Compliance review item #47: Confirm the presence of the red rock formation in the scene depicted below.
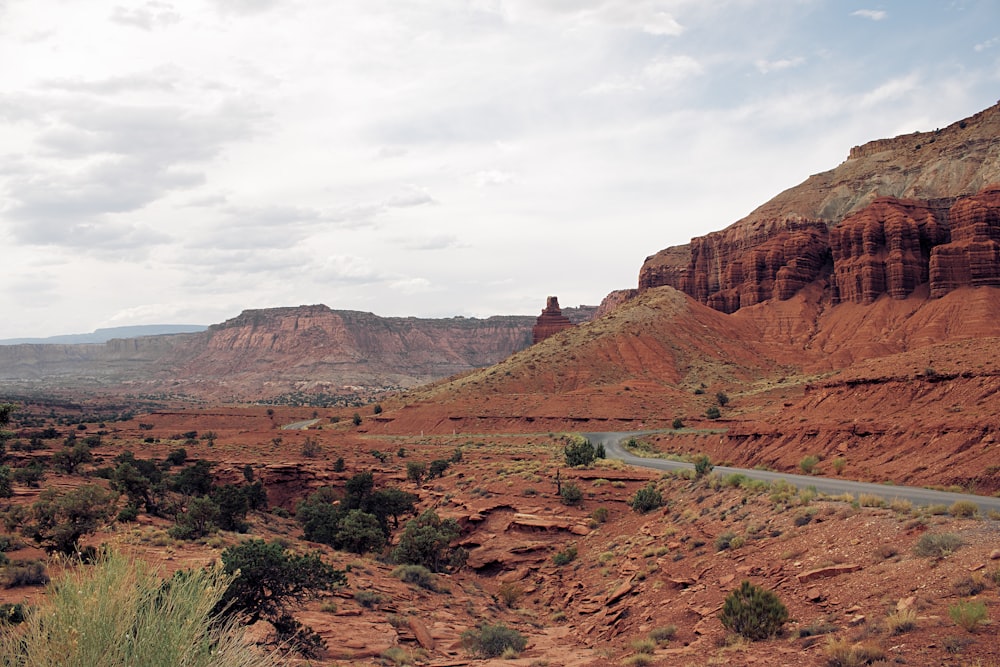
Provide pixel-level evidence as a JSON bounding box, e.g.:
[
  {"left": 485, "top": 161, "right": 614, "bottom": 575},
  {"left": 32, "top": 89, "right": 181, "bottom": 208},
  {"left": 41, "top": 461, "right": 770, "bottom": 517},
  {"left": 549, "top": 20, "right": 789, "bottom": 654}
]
[
  {"left": 930, "top": 184, "right": 1000, "bottom": 296},
  {"left": 532, "top": 296, "right": 574, "bottom": 344},
  {"left": 640, "top": 103, "right": 1000, "bottom": 312},
  {"left": 830, "top": 197, "right": 949, "bottom": 303}
]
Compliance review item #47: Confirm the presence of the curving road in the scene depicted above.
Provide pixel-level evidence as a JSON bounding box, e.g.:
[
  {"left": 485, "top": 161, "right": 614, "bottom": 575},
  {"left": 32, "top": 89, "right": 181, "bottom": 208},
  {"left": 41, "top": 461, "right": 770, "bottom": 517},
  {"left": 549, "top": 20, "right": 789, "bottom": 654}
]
[{"left": 586, "top": 431, "right": 1000, "bottom": 515}]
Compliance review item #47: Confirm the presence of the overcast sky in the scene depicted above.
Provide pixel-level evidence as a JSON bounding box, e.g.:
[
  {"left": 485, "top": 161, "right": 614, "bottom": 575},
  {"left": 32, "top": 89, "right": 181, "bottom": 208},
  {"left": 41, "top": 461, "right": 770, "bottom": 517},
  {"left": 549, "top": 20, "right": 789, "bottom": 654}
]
[{"left": 2, "top": 0, "right": 998, "bottom": 338}]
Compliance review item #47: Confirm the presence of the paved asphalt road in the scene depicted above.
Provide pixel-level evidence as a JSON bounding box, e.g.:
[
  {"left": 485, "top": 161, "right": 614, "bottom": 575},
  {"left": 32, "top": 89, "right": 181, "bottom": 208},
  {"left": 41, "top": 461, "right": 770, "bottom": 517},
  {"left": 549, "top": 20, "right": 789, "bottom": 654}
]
[{"left": 587, "top": 431, "right": 1000, "bottom": 515}]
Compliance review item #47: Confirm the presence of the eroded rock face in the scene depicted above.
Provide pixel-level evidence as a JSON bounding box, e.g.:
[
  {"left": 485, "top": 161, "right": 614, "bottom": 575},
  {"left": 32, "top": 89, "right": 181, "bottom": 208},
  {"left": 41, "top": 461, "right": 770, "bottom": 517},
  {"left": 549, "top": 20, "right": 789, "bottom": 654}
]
[
  {"left": 930, "top": 184, "right": 1000, "bottom": 297},
  {"left": 638, "top": 103, "right": 1000, "bottom": 312},
  {"left": 532, "top": 296, "right": 574, "bottom": 343},
  {"left": 831, "top": 197, "right": 950, "bottom": 303}
]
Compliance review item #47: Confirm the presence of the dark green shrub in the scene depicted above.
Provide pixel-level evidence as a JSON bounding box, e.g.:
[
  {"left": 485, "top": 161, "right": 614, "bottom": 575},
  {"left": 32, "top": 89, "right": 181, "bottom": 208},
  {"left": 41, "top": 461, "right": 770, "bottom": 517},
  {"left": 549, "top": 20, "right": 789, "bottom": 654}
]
[
  {"left": 0, "top": 602, "right": 27, "bottom": 625},
  {"left": 715, "top": 531, "right": 736, "bottom": 551},
  {"left": 563, "top": 438, "right": 596, "bottom": 467},
  {"left": 629, "top": 483, "right": 663, "bottom": 513},
  {"left": 169, "top": 496, "right": 220, "bottom": 540},
  {"left": 391, "top": 510, "right": 461, "bottom": 572},
  {"left": 428, "top": 459, "right": 450, "bottom": 478},
  {"left": 334, "top": 510, "right": 385, "bottom": 554},
  {"left": 117, "top": 504, "right": 139, "bottom": 523},
  {"left": 460, "top": 623, "right": 527, "bottom": 658},
  {"left": 560, "top": 482, "right": 583, "bottom": 506},
  {"left": 332, "top": 457, "right": 345, "bottom": 472},
  {"left": 12, "top": 463, "right": 45, "bottom": 488},
  {"left": 165, "top": 448, "right": 187, "bottom": 466},
  {"left": 351, "top": 413, "right": 362, "bottom": 426},
  {"left": 719, "top": 581, "right": 788, "bottom": 640},
  {"left": 705, "top": 406, "right": 721, "bottom": 420},
  {"left": 694, "top": 454, "right": 713, "bottom": 477},
  {"left": 3, "top": 560, "right": 49, "bottom": 588},
  {"left": 672, "top": 417, "right": 684, "bottom": 429},
  {"left": 354, "top": 590, "right": 386, "bottom": 609},
  {"left": 595, "top": 442, "right": 606, "bottom": 458},
  {"left": 0, "top": 467, "right": 10, "bottom": 499},
  {"left": 24, "top": 485, "right": 117, "bottom": 554}
]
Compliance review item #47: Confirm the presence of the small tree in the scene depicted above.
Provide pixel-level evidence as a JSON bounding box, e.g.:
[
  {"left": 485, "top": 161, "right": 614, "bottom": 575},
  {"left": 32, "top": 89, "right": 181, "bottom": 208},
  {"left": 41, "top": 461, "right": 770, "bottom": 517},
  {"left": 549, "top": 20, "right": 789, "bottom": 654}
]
[
  {"left": 351, "top": 413, "right": 362, "bottom": 426},
  {"left": 25, "top": 484, "right": 117, "bottom": 554},
  {"left": 335, "top": 510, "right": 386, "bottom": 554},
  {"left": 215, "top": 539, "right": 346, "bottom": 656},
  {"left": 716, "top": 392, "right": 730, "bottom": 407},
  {"left": 372, "top": 404, "right": 383, "bottom": 415},
  {"left": 392, "top": 509, "right": 461, "bottom": 572},
  {"left": 719, "top": 581, "right": 788, "bottom": 640},
  {"left": 428, "top": 459, "right": 450, "bottom": 479},
  {"left": 406, "top": 461, "right": 426, "bottom": 485},
  {"left": 560, "top": 482, "right": 583, "bottom": 506},
  {"left": 564, "top": 438, "right": 596, "bottom": 467}
]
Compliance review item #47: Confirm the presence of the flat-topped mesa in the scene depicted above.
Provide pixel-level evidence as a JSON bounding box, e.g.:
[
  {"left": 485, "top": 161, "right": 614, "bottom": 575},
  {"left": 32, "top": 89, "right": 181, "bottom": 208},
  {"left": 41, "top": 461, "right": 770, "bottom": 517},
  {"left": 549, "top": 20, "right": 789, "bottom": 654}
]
[{"left": 532, "top": 296, "right": 574, "bottom": 344}]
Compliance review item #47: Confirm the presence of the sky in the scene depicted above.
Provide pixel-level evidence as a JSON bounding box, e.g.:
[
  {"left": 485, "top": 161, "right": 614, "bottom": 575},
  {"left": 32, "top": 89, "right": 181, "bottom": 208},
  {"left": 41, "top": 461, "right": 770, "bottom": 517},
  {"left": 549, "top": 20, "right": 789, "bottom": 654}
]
[{"left": 1, "top": 0, "right": 998, "bottom": 338}]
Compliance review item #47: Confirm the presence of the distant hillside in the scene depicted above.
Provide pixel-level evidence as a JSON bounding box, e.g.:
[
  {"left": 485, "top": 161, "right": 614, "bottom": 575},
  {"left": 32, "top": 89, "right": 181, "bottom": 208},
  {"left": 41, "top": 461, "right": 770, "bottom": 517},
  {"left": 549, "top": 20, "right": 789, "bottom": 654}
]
[
  {"left": 0, "top": 324, "right": 208, "bottom": 346},
  {"left": 0, "top": 304, "right": 597, "bottom": 403}
]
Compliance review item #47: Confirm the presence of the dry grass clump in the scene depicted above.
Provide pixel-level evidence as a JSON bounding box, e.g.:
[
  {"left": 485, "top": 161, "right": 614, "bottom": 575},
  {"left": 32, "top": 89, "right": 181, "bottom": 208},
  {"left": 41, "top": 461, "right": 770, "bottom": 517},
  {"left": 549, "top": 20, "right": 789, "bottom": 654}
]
[
  {"left": 824, "top": 637, "right": 885, "bottom": 666},
  {"left": 0, "top": 550, "right": 276, "bottom": 667},
  {"left": 885, "top": 608, "right": 917, "bottom": 635},
  {"left": 948, "top": 500, "right": 978, "bottom": 518}
]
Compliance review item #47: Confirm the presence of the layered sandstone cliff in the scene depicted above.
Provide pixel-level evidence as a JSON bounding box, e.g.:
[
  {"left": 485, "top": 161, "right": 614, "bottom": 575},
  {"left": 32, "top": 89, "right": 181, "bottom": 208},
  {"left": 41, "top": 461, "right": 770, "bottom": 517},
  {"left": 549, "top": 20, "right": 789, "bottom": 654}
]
[
  {"left": 640, "top": 103, "right": 1000, "bottom": 312},
  {"left": 531, "top": 297, "right": 574, "bottom": 343}
]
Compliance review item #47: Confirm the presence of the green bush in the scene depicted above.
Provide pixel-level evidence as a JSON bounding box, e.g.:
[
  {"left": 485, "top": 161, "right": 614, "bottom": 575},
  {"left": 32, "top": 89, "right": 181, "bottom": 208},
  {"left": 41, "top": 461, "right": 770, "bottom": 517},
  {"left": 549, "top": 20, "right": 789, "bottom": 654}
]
[
  {"left": 629, "top": 483, "right": 663, "bottom": 513},
  {"left": 949, "top": 599, "right": 987, "bottom": 632},
  {"left": 719, "top": 580, "right": 788, "bottom": 640},
  {"left": 391, "top": 509, "right": 461, "bottom": 572},
  {"left": 3, "top": 560, "right": 49, "bottom": 588},
  {"left": 694, "top": 454, "right": 713, "bottom": 477},
  {"left": 460, "top": 622, "right": 527, "bottom": 658},
  {"left": 560, "top": 482, "right": 583, "bottom": 506},
  {"left": 672, "top": 417, "right": 684, "bottom": 429},
  {"left": 799, "top": 455, "right": 820, "bottom": 474},
  {"left": 406, "top": 461, "right": 426, "bottom": 484},
  {"left": 353, "top": 590, "right": 386, "bottom": 609},
  {"left": 564, "top": 438, "right": 597, "bottom": 467},
  {"left": 705, "top": 406, "right": 721, "bottom": 420}
]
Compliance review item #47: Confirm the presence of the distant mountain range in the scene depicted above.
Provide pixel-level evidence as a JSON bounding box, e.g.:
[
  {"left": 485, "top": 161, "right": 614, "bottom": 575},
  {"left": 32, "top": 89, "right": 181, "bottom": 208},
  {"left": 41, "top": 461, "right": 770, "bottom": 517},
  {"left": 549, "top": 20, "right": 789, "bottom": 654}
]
[{"left": 0, "top": 325, "right": 208, "bottom": 346}]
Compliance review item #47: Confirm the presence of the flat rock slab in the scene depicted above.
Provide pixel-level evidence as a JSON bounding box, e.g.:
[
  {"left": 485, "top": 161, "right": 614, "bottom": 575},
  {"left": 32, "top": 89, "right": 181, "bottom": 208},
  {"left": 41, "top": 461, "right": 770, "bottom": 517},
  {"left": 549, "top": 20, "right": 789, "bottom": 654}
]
[{"left": 796, "top": 563, "right": 862, "bottom": 583}]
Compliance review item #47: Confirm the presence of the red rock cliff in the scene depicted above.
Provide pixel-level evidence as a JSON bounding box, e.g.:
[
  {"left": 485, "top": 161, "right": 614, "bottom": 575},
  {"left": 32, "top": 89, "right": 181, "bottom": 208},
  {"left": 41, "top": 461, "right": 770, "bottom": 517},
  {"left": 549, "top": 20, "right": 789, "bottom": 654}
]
[{"left": 639, "top": 103, "right": 1000, "bottom": 312}]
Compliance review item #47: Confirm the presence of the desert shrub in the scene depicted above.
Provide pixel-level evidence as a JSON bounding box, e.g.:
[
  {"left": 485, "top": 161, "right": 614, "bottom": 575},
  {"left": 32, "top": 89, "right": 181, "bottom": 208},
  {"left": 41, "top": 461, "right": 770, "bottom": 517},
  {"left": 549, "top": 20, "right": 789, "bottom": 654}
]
[
  {"left": 117, "top": 504, "right": 139, "bottom": 523},
  {"left": 560, "top": 482, "right": 583, "bottom": 506},
  {"left": 215, "top": 539, "right": 345, "bottom": 656},
  {"left": 629, "top": 483, "right": 663, "bottom": 513},
  {"left": 719, "top": 580, "right": 788, "bottom": 640},
  {"left": 913, "top": 532, "right": 963, "bottom": 558},
  {"left": 169, "top": 496, "right": 221, "bottom": 540},
  {"left": 3, "top": 560, "right": 49, "bottom": 588},
  {"left": 948, "top": 500, "right": 978, "bottom": 518},
  {"left": 857, "top": 493, "right": 885, "bottom": 508},
  {"left": 428, "top": 459, "right": 450, "bottom": 479},
  {"left": 552, "top": 545, "right": 577, "bottom": 566},
  {"left": 354, "top": 590, "right": 386, "bottom": 609},
  {"left": 952, "top": 574, "right": 987, "bottom": 597},
  {"left": 391, "top": 509, "right": 461, "bottom": 572},
  {"left": 352, "top": 413, "right": 362, "bottom": 426},
  {"left": 630, "top": 637, "right": 656, "bottom": 654},
  {"left": 165, "top": 448, "right": 187, "bottom": 467},
  {"left": 51, "top": 442, "right": 93, "bottom": 474},
  {"left": 715, "top": 392, "right": 729, "bottom": 407},
  {"left": 714, "top": 531, "right": 737, "bottom": 551},
  {"left": 672, "top": 417, "right": 684, "bottom": 429},
  {"left": 563, "top": 438, "right": 596, "bottom": 467},
  {"left": 799, "top": 455, "right": 820, "bottom": 474},
  {"left": 832, "top": 457, "right": 846, "bottom": 475},
  {"left": 460, "top": 622, "right": 527, "bottom": 658},
  {"left": 694, "top": 454, "right": 713, "bottom": 477},
  {"left": 172, "top": 460, "right": 214, "bottom": 496},
  {"left": 392, "top": 564, "right": 437, "bottom": 591},
  {"left": 12, "top": 463, "right": 45, "bottom": 488},
  {"left": 335, "top": 510, "right": 386, "bottom": 554},
  {"left": 0, "top": 602, "right": 27, "bottom": 625},
  {"left": 591, "top": 506, "right": 609, "bottom": 523},
  {"left": 885, "top": 608, "right": 917, "bottom": 634},
  {"left": 948, "top": 599, "right": 987, "bottom": 632},
  {"left": 24, "top": 484, "right": 117, "bottom": 554},
  {"left": 497, "top": 582, "right": 524, "bottom": 608},
  {"left": 648, "top": 625, "right": 677, "bottom": 644},
  {"left": 705, "top": 406, "right": 721, "bottom": 420},
  {"left": 824, "top": 637, "right": 886, "bottom": 666},
  {"left": 0, "top": 467, "right": 10, "bottom": 499},
  {"left": 405, "top": 461, "right": 426, "bottom": 484},
  {"left": 0, "top": 550, "right": 277, "bottom": 667},
  {"left": 794, "top": 620, "right": 838, "bottom": 638}
]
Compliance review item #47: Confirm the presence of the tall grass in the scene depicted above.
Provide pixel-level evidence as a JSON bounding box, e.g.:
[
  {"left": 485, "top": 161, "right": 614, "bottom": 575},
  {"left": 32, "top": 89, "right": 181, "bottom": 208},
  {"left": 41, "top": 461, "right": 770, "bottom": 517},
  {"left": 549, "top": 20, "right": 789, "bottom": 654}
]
[{"left": 0, "top": 550, "right": 276, "bottom": 667}]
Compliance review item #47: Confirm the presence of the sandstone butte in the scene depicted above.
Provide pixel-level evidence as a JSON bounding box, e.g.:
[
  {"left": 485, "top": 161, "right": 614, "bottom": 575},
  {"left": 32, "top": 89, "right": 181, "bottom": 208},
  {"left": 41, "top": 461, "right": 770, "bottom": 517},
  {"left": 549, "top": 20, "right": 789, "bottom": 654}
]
[
  {"left": 532, "top": 296, "right": 575, "bottom": 344},
  {"left": 638, "top": 102, "right": 1000, "bottom": 313}
]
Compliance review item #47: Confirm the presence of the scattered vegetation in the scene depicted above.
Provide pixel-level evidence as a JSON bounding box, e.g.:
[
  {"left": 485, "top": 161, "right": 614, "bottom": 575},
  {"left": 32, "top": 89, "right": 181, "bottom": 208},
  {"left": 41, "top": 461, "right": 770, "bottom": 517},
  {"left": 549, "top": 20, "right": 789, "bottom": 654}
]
[
  {"left": 719, "top": 581, "right": 788, "bottom": 640},
  {"left": 628, "top": 483, "right": 663, "bottom": 513},
  {"left": 460, "top": 623, "right": 527, "bottom": 658},
  {"left": 913, "top": 532, "right": 963, "bottom": 558}
]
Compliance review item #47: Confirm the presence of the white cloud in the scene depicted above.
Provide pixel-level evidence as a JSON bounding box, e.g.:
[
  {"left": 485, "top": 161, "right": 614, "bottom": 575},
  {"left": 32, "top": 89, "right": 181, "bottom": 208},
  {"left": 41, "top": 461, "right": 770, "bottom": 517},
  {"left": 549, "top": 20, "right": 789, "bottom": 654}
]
[
  {"left": 974, "top": 37, "right": 998, "bottom": 52},
  {"left": 110, "top": 2, "right": 180, "bottom": 30},
  {"left": 851, "top": 9, "right": 888, "bottom": 21},
  {"left": 755, "top": 56, "right": 805, "bottom": 74}
]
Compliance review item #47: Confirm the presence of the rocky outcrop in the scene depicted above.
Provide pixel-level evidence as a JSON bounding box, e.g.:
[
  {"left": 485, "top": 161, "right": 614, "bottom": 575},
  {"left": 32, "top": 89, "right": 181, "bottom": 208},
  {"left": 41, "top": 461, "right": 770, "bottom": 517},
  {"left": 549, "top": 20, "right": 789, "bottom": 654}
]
[
  {"left": 930, "top": 184, "right": 1000, "bottom": 296},
  {"left": 532, "top": 297, "right": 574, "bottom": 343},
  {"left": 831, "top": 197, "right": 950, "bottom": 303},
  {"left": 640, "top": 103, "right": 1000, "bottom": 312}
]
